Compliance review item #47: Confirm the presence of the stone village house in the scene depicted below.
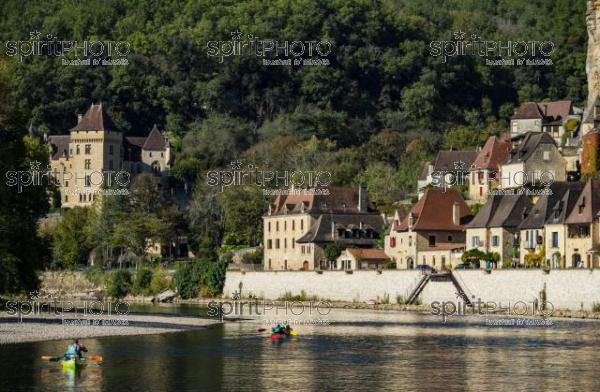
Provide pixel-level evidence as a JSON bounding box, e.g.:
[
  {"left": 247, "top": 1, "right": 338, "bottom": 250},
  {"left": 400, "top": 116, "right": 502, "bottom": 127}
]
[
  {"left": 263, "top": 185, "right": 385, "bottom": 270},
  {"left": 384, "top": 188, "right": 473, "bottom": 270}
]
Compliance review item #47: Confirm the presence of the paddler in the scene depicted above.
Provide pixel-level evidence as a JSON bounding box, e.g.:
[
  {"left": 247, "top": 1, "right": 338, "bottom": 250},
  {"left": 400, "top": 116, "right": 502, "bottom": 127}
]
[
  {"left": 272, "top": 323, "right": 283, "bottom": 334},
  {"left": 65, "top": 339, "right": 87, "bottom": 359}
]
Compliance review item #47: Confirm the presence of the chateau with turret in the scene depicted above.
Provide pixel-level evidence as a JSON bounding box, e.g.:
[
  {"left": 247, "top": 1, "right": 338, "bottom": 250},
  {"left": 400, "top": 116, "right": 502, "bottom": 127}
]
[{"left": 47, "top": 103, "right": 172, "bottom": 208}]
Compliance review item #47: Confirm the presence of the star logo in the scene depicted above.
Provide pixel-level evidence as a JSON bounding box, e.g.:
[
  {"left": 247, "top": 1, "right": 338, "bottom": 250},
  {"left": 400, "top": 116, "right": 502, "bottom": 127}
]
[
  {"left": 454, "top": 160, "right": 466, "bottom": 170},
  {"left": 231, "top": 30, "right": 243, "bottom": 40},
  {"left": 29, "top": 160, "right": 41, "bottom": 171},
  {"left": 29, "top": 290, "right": 40, "bottom": 299},
  {"left": 453, "top": 31, "right": 466, "bottom": 40},
  {"left": 232, "top": 290, "right": 241, "bottom": 300},
  {"left": 230, "top": 160, "right": 242, "bottom": 170},
  {"left": 29, "top": 30, "right": 41, "bottom": 40}
]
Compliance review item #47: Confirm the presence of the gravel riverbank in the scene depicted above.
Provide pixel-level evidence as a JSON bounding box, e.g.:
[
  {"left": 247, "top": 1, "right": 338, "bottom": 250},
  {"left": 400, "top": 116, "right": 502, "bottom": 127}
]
[{"left": 0, "top": 312, "right": 221, "bottom": 345}]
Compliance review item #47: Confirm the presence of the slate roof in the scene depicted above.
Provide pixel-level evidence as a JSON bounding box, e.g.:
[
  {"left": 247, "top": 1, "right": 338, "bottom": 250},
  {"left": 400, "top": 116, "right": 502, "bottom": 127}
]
[
  {"left": 504, "top": 132, "right": 557, "bottom": 164},
  {"left": 466, "top": 194, "right": 533, "bottom": 229},
  {"left": 565, "top": 179, "right": 600, "bottom": 224},
  {"left": 48, "top": 135, "right": 70, "bottom": 160},
  {"left": 395, "top": 188, "right": 473, "bottom": 231},
  {"left": 432, "top": 150, "right": 478, "bottom": 172},
  {"left": 519, "top": 182, "right": 583, "bottom": 229},
  {"left": 471, "top": 136, "right": 512, "bottom": 170},
  {"left": 70, "top": 103, "right": 118, "bottom": 132},
  {"left": 545, "top": 183, "right": 585, "bottom": 225},
  {"left": 296, "top": 213, "right": 385, "bottom": 245}
]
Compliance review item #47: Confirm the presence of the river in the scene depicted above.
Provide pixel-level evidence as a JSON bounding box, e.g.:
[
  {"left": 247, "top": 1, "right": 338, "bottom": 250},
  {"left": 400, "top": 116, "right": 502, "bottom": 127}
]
[{"left": 1, "top": 305, "right": 599, "bottom": 391}]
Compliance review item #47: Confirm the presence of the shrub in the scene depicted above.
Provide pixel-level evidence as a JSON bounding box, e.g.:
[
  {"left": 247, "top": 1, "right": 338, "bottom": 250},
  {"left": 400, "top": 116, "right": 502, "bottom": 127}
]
[
  {"left": 593, "top": 303, "right": 600, "bottom": 313},
  {"left": 150, "top": 267, "right": 171, "bottom": 295},
  {"left": 277, "top": 290, "right": 319, "bottom": 301},
  {"left": 132, "top": 268, "right": 153, "bottom": 296},
  {"left": 174, "top": 259, "right": 228, "bottom": 299},
  {"left": 107, "top": 270, "right": 132, "bottom": 298},
  {"left": 396, "top": 295, "right": 406, "bottom": 305},
  {"left": 85, "top": 266, "right": 105, "bottom": 286},
  {"left": 381, "top": 293, "right": 390, "bottom": 304}
]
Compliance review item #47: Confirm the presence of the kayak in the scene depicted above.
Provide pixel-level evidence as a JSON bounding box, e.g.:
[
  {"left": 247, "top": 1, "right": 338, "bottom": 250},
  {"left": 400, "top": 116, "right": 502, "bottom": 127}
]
[
  {"left": 271, "top": 333, "right": 289, "bottom": 341},
  {"left": 61, "top": 357, "right": 86, "bottom": 370}
]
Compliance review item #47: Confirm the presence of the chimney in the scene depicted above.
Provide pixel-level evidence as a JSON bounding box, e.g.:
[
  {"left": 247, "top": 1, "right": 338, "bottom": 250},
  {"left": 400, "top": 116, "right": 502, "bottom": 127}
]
[
  {"left": 77, "top": 113, "right": 83, "bottom": 123},
  {"left": 408, "top": 213, "right": 414, "bottom": 230},
  {"left": 452, "top": 202, "right": 460, "bottom": 226},
  {"left": 358, "top": 183, "right": 368, "bottom": 212},
  {"left": 543, "top": 104, "right": 548, "bottom": 116}
]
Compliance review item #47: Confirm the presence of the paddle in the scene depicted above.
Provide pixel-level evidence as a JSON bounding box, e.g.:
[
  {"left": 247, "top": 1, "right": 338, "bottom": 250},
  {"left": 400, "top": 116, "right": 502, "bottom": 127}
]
[{"left": 41, "top": 354, "right": 103, "bottom": 362}]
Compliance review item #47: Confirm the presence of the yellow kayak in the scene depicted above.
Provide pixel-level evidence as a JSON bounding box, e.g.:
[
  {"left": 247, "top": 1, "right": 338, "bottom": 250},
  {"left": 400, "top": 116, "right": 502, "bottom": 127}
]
[{"left": 61, "top": 357, "right": 86, "bottom": 370}]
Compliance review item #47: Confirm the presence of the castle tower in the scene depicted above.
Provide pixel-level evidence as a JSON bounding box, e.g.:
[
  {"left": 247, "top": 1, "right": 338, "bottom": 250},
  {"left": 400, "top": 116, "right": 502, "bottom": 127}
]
[{"left": 66, "top": 103, "right": 123, "bottom": 207}]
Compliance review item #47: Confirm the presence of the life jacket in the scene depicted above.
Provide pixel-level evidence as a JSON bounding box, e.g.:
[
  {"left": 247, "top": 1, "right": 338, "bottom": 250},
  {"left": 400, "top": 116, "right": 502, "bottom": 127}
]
[{"left": 65, "top": 344, "right": 77, "bottom": 356}]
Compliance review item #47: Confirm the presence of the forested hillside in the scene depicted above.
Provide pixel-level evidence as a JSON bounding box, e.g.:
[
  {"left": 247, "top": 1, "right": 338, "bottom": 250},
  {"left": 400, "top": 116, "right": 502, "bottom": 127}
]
[{"left": 0, "top": 0, "right": 590, "bottom": 283}]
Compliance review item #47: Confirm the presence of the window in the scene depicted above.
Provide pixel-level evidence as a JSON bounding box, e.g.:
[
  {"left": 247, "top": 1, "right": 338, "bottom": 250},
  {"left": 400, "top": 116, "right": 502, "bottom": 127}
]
[
  {"left": 267, "top": 240, "right": 272, "bottom": 249},
  {"left": 76, "top": 145, "right": 80, "bottom": 155},
  {"left": 268, "top": 222, "right": 271, "bottom": 232},
  {"left": 301, "top": 220, "right": 304, "bottom": 230},
  {"left": 292, "top": 238, "right": 295, "bottom": 249},
  {"left": 301, "top": 246, "right": 305, "bottom": 254},
  {"left": 390, "top": 237, "right": 396, "bottom": 248},
  {"left": 275, "top": 239, "right": 280, "bottom": 249},
  {"left": 85, "top": 175, "right": 91, "bottom": 187},
  {"left": 284, "top": 238, "right": 287, "bottom": 249},
  {"left": 109, "top": 145, "right": 114, "bottom": 155},
  {"left": 491, "top": 235, "right": 499, "bottom": 247},
  {"left": 276, "top": 222, "right": 279, "bottom": 231},
  {"left": 84, "top": 159, "right": 91, "bottom": 170},
  {"left": 65, "top": 181, "right": 69, "bottom": 187},
  {"left": 472, "top": 236, "right": 480, "bottom": 247},
  {"left": 284, "top": 260, "right": 287, "bottom": 270},
  {"left": 448, "top": 235, "right": 453, "bottom": 241},
  {"left": 284, "top": 221, "right": 287, "bottom": 231},
  {"left": 408, "top": 236, "right": 412, "bottom": 247},
  {"left": 543, "top": 151, "right": 550, "bottom": 161},
  {"left": 149, "top": 152, "right": 152, "bottom": 157},
  {"left": 552, "top": 232, "right": 559, "bottom": 248},
  {"left": 428, "top": 235, "right": 436, "bottom": 247},
  {"left": 292, "top": 220, "right": 295, "bottom": 231},
  {"left": 151, "top": 161, "right": 161, "bottom": 175},
  {"left": 84, "top": 144, "right": 91, "bottom": 154},
  {"left": 65, "top": 195, "right": 68, "bottom": 203}
]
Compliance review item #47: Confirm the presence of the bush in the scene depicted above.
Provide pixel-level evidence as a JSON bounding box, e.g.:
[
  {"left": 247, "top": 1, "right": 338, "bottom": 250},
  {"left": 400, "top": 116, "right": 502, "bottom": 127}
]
[
  {"left": 174, "top": 259, "right": 228, "bottom": 299},
  {"left": 396, "top": 295, "right": 406, "bottom": 305},
  {"left": 132, "top": 268, "right": 153, "bottom": 296},
  {"left": 85, "top": 266, "right": 105, "bottom": 286},
  {"left": 593, "top": 303, "right": 600, "bottom": 313},
  {"left": 107, "top": 270, "right": 132, "bottom": 298},
  {"left": 150, "top": 267, "right": 171, "bottom": 295}
]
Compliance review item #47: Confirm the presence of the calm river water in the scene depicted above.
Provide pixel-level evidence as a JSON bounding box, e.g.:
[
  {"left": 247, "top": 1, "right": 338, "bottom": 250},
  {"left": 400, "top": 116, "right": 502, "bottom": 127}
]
[{"left": 2, "top": 305, "right": 600, "bottom": 391}]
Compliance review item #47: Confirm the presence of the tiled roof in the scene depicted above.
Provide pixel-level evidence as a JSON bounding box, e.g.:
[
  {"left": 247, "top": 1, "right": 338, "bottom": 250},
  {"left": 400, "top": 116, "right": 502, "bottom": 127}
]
[
  {"left": 565, "top": 179, "right": 600, "bottom": 224},
  {"left": 346, "top": 248, "right": 388, "bottom": 261},
  {"left": 433, "top": 150, "right": 477, "bottom": 172},
  {"left": 471, "top": 136, "right": 512, "bottom": 170},
  {"left": 519, "top": 182, "right": 583, "bottom": 229},
  {"left": 396, "top": 188, "right": 473, "bottom": 231},
  {"left": 48, "top": 135, "right": 70, "bottom": 160},
  {"left": 271, "top": 186, "right": 377, "bottom": 215},
  {"left": 142, "top": 124, "right": 167, "bottom": 150},
  {"left": 504, "top": 132, "right": 557, "bottom": 164},
  {"left": 70, "top": 103, "right": 118, "bottom": 132},
  {"left": 124, "top": 137, "right": 146, "bottom": 161},
  {"left": 512, "top": 102, "right": 544, "bottom": 120},
  {"left": 512, "top": 100, "right": 572, "bottom": 121},
  {"left": 466, "top": 194, "right": 532, "bottom": 229}
]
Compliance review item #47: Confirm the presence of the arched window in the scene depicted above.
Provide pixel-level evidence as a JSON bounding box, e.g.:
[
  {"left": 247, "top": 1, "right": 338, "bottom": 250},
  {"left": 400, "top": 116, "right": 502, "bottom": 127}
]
[{"left": 151, "top": 161, "right": 161, "bottom": 175}]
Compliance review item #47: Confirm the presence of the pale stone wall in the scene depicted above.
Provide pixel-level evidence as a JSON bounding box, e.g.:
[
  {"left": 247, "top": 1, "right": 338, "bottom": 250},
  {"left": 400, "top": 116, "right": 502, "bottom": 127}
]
[
  {"left": 511, "top": 118, "right": 541, "bottom": 137},
  {"left": 224, "top": 269, "right": 600, "bottom": 310},
  {"left": 263, "top": 213, "right": 315, "bottom": 270}
]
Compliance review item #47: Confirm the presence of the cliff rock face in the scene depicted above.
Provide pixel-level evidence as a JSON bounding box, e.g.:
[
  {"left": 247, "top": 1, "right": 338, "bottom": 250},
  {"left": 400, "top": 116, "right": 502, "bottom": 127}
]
[{"left": 586, "top": 1, "right": 600, "bottom": 118}]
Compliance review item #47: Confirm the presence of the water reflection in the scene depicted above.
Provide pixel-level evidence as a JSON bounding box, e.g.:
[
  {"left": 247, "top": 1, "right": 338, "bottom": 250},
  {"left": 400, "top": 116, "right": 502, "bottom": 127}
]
[{"left": 2, "top": 309, "right": 600, "bottom": 391}]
